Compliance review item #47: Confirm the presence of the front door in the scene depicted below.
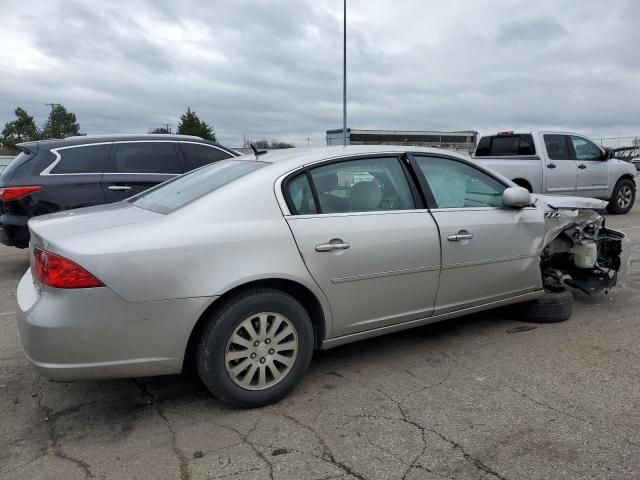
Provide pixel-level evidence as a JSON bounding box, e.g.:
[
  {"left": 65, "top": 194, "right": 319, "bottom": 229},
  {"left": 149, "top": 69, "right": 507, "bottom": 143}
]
[
  {"left": 569, "top": 135, "right": 610, "bottom": 198},
  {"left": 101, "top": 141, "right": 184, "bottom": 202},
  {"left": 412, "top": 155, "right": 545, "bottom": 314},
  {"left": 542, "top": 134, "right": 578, "bottom": 194},
  {"left": 284, "top": 156, "right": 441, "bottom": 337}
]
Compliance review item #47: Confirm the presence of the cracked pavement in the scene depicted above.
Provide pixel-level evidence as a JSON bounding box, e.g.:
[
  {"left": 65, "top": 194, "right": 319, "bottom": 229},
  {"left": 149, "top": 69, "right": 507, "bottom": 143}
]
[{"left": 2, "top": 198, "right": 640, "bottom": 480}]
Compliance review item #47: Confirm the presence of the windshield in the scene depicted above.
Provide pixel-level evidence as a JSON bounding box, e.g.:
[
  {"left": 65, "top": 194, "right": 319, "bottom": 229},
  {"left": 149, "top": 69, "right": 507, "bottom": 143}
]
[{"left": 130, "top": 160, "right": 266, "bottom": 214}]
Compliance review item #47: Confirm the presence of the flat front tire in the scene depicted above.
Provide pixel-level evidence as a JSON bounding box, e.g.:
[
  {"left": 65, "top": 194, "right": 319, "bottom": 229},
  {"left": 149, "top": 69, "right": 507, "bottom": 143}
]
[
  {"left": 607, "top": 178, "right": 635, "bottom": 214},
  {"left": 197, "top": 288, "right": 314, "bottom": 408},
  {"left": 515, "top": 289, "right": 574, "bottom": 323}
]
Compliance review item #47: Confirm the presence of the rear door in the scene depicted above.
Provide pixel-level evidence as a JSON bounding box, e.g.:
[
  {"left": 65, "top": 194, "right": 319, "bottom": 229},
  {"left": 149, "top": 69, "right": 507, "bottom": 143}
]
[
  {"left": 284, "top": 155, "right": 441, "bottom": 337},
  {"left": 179, "top": 142, "right": 235, "bottom": 172},
  {"left": 542, "top": 134, "right": 578, "bottom": 194},
  {"left": 412, "top": 154, "right": 544, "bottom": 314},
  {"left": 40, "top": 143, "right": 111, "bottom": 210},
  {"left": 101, "top": 141, "right": 184, "bottom": 202},
  {"left": 569, "top": 135, "right": 610, "bottom": 198}
]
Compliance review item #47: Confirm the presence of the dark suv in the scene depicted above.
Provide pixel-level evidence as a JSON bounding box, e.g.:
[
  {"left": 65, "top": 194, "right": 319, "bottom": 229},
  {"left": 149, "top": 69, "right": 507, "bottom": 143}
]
[{"left": 0, "top": 134, "right": 238, "bottom": 248}]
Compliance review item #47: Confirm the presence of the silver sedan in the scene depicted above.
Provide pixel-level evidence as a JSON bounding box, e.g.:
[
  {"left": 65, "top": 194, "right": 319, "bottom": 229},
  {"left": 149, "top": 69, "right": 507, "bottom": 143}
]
[{"left": 16, "top": 146, "right": 629, "bottom": 407}]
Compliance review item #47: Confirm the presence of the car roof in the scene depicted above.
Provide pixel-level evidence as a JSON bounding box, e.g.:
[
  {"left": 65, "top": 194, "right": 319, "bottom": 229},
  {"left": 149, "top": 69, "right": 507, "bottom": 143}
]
[
  {"left": 16, "top": 134, "right": 234, "bottom": 152},
  {"left": 234, "top": 145, "right": 471, "bottom": 171}
]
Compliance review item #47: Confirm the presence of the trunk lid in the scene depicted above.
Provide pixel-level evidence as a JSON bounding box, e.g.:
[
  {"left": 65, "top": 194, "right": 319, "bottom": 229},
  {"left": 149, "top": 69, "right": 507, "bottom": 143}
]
[{"left": 28, "top": 201, "right": 163, "bottom": 246}]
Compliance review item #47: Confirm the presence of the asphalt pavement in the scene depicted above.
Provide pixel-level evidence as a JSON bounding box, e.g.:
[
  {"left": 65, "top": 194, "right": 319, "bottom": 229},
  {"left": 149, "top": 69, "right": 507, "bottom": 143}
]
[{"left": 1, "top": 200, "right": 640, "bottom": 480}]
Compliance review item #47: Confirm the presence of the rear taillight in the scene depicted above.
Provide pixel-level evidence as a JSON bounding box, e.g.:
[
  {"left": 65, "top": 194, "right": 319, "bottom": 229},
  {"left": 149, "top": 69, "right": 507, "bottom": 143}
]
[
  {"left": 0, "top": 185, "right": 42, "bottom": 201},
  {"left": 33, "top": 247, "right": 104, "bottom": 289}
]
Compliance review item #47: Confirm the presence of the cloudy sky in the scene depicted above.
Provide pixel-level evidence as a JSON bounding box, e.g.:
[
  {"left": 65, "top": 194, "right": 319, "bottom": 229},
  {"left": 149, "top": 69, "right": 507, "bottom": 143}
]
[{"left": 1, "top": 0, "right": 639, "bottom": 147}]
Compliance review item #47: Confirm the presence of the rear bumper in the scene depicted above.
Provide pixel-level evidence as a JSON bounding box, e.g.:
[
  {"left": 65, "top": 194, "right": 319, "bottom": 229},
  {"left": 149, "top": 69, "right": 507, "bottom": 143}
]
[
  {"left": 0, "top": 214, "right": 29, "bottom": 248},
  {"left": 16, "top": 269, "right": 215, "bottom": 381}
]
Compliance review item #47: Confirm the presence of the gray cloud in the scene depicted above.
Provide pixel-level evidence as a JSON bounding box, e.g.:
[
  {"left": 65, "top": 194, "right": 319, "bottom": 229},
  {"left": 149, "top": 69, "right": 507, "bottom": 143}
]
[{"left": 0, "top": 0, "right": 639, "bottom": 147}]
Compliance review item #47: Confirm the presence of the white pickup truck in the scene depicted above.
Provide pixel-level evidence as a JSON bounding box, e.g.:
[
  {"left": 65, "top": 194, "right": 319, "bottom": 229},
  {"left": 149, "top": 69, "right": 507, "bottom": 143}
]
[{"left": 472, "top": 131, "right": 637, "bottom": 214}]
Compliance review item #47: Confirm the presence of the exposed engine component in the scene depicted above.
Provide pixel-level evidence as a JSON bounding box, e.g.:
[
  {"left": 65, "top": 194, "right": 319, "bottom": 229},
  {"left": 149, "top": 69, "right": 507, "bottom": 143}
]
[{"left": 538, "top": 201, "right": 627, "bottom": 295}]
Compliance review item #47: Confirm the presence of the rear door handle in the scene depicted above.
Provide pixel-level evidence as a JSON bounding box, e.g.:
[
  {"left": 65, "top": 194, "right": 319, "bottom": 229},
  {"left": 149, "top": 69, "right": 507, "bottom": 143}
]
[
  {"left": 315, "top": 239, "right": 351, "bottom": 252},
  {"left": 578, "top": 164, "right": 587, "bottom": 169},
  {"left": 108, "top": 185, "right": 132, "bottom": 191},
  {"left": 547, "top": 163, "right": 557, "bottom": 169},
  {"left": 448, "top": 231, "right": 473, "bottom": 241}
]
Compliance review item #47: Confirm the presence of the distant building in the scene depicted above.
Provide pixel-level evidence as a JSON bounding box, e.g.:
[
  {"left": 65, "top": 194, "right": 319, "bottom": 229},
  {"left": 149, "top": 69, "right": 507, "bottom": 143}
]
[{"left": 326, "top": 128, "right": 478, "bottom": 154}]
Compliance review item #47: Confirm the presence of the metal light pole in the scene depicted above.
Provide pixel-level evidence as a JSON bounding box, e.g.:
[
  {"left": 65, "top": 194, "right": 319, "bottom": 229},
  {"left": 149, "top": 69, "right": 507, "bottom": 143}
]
[{"left": 342, "top": 0, "right": 347, "bottom": 146}]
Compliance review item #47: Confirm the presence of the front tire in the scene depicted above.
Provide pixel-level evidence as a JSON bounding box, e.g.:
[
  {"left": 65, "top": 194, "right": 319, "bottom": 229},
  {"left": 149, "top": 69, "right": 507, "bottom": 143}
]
[
  {"left": 197, "top": 288, "right": 314, "bottom": 408},
  {"left": 515, "top": 289, "right": 573, "bottom": 323},
  {"left": 607, "top": 178, "right": 635, "bottom": 214}
]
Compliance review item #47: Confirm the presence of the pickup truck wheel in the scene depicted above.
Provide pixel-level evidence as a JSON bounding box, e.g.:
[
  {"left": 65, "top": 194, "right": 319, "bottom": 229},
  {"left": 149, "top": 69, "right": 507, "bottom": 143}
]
[
  {"left": 607, "top": 178, "right": 635, "bottom": 214},
  {"left": 515, "top": 289, "right": 573, "bottom": 323},
  {"left": 196, "top": 288, "right": 314, "bottom": 408}
]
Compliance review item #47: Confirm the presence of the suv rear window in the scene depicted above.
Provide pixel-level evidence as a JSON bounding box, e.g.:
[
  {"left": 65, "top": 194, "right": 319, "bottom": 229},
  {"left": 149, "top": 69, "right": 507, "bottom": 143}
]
[
  {"left": 50, "top": 144, "right": 111, "bottom": 174},
  {"left": 475, "top": 134, "right": 535, "bottom": 156},
  {"left": 0, "top": 151, "right": 31, "bottom": 181},
  {"left": 130, "top": 160, "right": 266, "bottom": 214}
]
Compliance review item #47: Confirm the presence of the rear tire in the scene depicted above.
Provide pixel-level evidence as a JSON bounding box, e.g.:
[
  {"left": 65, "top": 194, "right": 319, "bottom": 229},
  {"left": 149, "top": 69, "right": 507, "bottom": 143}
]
[
  {"left": 607, "top": 178, "right": 635, "bottom": 214},
  {"left": 197, "top": 288, "right": 314, "bottom": 408},
  {"left": 515, "top": 289, "right": 573, "bottom": 323}
]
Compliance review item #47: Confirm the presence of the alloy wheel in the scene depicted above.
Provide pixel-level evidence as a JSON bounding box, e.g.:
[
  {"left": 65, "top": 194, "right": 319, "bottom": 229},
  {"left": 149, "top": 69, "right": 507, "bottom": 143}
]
[
  {"left": 617, "top": 185, "right": 633, "bottom": 209},
  {"left": 224, "top": 312, "right": 299, "bottom": 391}
]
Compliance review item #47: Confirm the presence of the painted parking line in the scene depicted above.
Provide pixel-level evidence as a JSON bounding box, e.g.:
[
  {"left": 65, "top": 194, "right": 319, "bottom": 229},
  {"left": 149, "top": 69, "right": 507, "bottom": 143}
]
[{"left": 0, "top": 311, "right": 15, "bottom": 317}]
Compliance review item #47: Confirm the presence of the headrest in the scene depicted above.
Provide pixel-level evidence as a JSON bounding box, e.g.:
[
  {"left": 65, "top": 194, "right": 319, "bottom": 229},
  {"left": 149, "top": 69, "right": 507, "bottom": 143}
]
[
  {"left": 349, "top": 181, "right": 382, "bottom": 211},
  {"left": 315, "top": 172, "right": 338, "bottom": 193}
]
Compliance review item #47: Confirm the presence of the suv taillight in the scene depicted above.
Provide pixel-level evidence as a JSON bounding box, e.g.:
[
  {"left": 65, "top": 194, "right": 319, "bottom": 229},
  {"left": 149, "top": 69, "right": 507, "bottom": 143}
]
[
  {"left": 0, "top": 185, "right": 42, "bottom": 201},
  {"left": 33, "top": 248, "right": 104, "bottom": 289}
]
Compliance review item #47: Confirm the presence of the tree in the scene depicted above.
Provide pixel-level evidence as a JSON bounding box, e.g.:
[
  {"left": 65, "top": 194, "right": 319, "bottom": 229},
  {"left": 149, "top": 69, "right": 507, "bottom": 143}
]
[
  {"left": 1, "top": 107, "right": 40, "bottom": 148},
  {"left": 251, "top": 139, "right": 294, "bottom": 149},
  {"left": 176, "top": 107, "right": 215, "bottom": 141},
  {"left": 149, "top": 127, "right": 171, "bottom": 134},
  {"left": 42, "top": 104, "right": 81, "bottom": 139}
]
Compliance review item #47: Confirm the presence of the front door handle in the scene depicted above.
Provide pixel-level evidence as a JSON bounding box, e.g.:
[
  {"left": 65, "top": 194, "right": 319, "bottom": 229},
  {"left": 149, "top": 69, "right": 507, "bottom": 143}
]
[
  {"left": 448, "top": 231, "right": 473, "bottom": 242},
  {"left": 108, "top": 185, "right": 132, "bottom": 191},
  {"left": 315, "top": 239, "right": 351, "bottom": 252},
  {"left": 578, "top": 164, "right": 587, "bottom": 169},
  {"left": 547, "top": 163, "right": 557, "bottom": 169}
]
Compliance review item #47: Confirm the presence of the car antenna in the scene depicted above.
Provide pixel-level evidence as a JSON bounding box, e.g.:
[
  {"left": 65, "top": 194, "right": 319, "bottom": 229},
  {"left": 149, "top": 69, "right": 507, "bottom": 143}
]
[{"left": 250, "top": 143, "right": 268, "bottom": 159}]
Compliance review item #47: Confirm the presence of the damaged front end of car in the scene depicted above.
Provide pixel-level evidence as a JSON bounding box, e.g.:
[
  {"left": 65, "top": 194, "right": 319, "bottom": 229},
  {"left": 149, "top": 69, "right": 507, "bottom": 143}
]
[{"left": 536, "top": 195, "right": 630, "bottom": 295}]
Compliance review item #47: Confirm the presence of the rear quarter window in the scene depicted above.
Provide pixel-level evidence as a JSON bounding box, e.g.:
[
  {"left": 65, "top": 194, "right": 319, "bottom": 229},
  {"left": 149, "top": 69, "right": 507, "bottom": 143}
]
[
  {"left": 49, "top": 144, "right": 112, "bottom": 174},
  {"left": 131, "top": 160, "right": 266, "bottom": 214},
  {"left": 180, "top": 142, "right": 234, "bottom": 171}
]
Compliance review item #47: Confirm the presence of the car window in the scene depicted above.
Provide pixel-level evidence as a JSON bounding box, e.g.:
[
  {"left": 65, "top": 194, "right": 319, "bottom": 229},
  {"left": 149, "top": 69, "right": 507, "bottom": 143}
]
[
  {"left": 307, "top": 157, "right": 415, "bottom": 214},
  {"left": 180, "top": 142, "right": 233, "bottom": 171},
  {"left": 415, "top": 156, "right": 506, "bottom": 208},
  {"left": 570, "top": 136, "right": 602, "bottom": 161},
  {"left": 131, "top": 160, "right": 265, "bottom": 214},
  {"left": 475, "top": 134, "right": 535, "bottom": 156},
  {"left": 544, "top": 134, "right": 571, "bottom": 160},
  {"left": 106, "top": 142, "right": 181, "bottom": 174},
  {"left": 286, "top": 174, "right": 318, "bottom": 214},
  {"left": 50, "top": 144, "right": 111, "bottom": 174}
]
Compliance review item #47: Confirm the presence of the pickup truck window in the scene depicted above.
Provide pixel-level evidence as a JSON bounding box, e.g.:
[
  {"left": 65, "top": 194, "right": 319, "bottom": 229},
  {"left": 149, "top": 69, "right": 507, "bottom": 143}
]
[
  {"left": 475, "top": 134, "right": 535, "bottom": 156},
  {"left": 543, "top": 134, "right": 571, "bottom": 160},
  {"left": 570, "top": 136, "right": 602, "bottom": 161},
  {"left": 415, "top": 156, "right": 505, "bottom": 208}
]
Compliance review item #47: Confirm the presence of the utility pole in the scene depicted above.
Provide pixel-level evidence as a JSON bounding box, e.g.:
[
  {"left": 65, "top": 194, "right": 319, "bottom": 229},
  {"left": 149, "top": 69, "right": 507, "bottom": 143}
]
[{"left": 342, "top": 0, "right": 347, "bottom": 146}]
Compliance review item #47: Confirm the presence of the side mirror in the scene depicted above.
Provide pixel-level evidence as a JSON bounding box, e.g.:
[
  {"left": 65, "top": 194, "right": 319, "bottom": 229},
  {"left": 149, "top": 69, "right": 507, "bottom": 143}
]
[
  {"left": 607, "top": 150, "right": 615, "bottom": 159},
  {"left": 503, "top": 186, "right": 531, "bottom": 208}
]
